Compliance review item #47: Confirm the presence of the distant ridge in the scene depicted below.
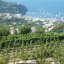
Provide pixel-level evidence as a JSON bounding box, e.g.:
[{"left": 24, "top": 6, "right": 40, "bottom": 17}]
[{"left": 0, "top": 0, "right": 28, "bottom": 15}]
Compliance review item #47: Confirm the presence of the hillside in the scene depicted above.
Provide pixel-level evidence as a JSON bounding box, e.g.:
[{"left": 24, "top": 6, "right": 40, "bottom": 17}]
[{"left": 0, "top": 0, "right": 28, "bottom": 15}]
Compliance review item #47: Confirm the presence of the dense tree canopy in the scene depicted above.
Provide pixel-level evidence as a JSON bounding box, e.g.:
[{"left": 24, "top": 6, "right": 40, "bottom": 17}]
[{"left": 0, "top": 0, "right": 28, "bottom": 15}]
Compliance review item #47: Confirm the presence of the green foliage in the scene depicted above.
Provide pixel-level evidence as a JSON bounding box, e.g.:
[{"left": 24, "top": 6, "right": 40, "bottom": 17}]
[
  {"left": 19, "top": 26, "right": 31, "bottom": 34},
  {"left": 52, "top": 22, "right": 64, "bottom": 33},
  {"left": 0, "top": 26, "right": 10, "bottom": 36},
  {"left": 35, "top": 26, "right": 45, "bottom": 33},
  {"left": 0, "top": 25, "right": 64, "bottom": 64},
  {"left": 0, "top": 55, "right": 9, "bottom": 64}
]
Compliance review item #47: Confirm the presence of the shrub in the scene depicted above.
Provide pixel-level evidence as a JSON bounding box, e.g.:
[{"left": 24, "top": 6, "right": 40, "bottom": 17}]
[
  {"left": 36, "top": 26, "right": 45, "bottom": 33},
  {"left": 19, "top": 26, "right": 31, "bottom": 34},
  {"left": 0, "top": 26, "right": 10, "bottom": 36},
  {"left": 0, "top": 55, "right": 9, "bottom": 64}
]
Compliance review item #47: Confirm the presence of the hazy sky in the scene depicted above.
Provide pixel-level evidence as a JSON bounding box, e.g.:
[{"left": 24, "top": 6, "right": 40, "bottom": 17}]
[
  {"left": 3, "top": 0, "right": 64, "bottom": 3},
  {"left": 3, "top": 0, "right": 64, "bottom": 12},
  {"left": 3, "top": 0, "right": 64, "bottom": 6}
]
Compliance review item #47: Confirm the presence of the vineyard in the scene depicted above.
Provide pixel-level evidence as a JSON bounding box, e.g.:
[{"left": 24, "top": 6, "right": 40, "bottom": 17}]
[{"left": 0, "top": 26, "right": 64, "bottom": 64}]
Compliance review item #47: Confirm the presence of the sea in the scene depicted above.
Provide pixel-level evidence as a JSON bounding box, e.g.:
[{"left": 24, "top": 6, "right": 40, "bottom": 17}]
[{"left": 3, "top": 0, "right": 64, "bottom": 19}]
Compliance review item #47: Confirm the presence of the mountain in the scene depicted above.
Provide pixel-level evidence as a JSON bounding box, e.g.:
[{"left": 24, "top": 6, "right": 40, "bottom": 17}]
[{"left": 0, "top": 0, "right": 28, "bottom": 15}]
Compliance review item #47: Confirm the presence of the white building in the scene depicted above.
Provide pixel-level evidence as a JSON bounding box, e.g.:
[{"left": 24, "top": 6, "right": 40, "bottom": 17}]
[
  {"left": 10, "top": 27, "right": 19, "bottom": 35},
  {"left": 43, "top": 21, "right": 54, "bottom": 32},
  {"left": 31, "top": 27, "right": 36, "bottom": 33}
]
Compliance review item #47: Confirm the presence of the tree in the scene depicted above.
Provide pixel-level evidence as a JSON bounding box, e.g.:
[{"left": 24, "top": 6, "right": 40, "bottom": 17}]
[
  {"left": 19, "top": 26, "right": 31, "bottom": 34},
  {"left": 0, "top": 26, "right": 10, "bottom": 36}
]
